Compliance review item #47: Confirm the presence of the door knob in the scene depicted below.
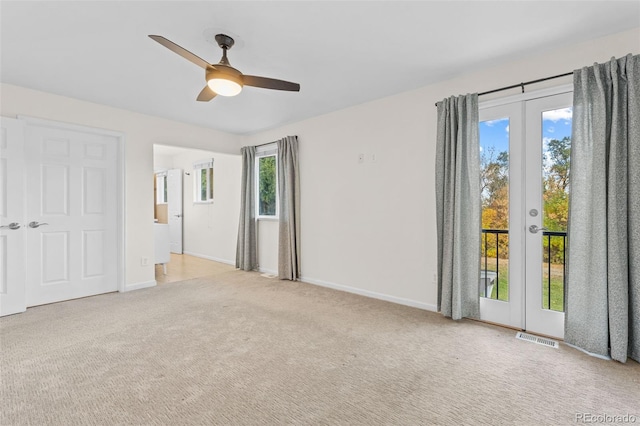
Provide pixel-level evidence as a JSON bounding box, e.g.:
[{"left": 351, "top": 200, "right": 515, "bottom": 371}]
[
  {"left": 529, "top": 225, "right": 548, "bottom": 234},
  {"left": 28, "top": 221, "right": 49, "bottom": 228},
  {"left": 0, "top": 222, "right": 21, "bottom": 230}
]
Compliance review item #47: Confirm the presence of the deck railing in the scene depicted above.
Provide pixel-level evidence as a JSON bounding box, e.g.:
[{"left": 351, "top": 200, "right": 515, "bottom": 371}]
[
  {"left": 480, "top": 229, "right": 567, "bottom": 312},
  {"left": 481, "top": 229, "right": 508, "bottom": 300}
]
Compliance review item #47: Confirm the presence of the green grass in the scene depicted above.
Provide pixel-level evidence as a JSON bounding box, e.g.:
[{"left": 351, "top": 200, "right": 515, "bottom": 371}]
[
  {"left": 542, "top": 276, "right": 565, "bottom": 312},
  {"left": 482, "top": 260, "right": 565, "bottom": 312}
]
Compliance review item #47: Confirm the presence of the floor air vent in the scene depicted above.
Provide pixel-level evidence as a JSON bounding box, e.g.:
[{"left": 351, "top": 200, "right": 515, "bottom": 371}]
[{"left": 515, "top": 332, "right": 559, "bottom": 349}]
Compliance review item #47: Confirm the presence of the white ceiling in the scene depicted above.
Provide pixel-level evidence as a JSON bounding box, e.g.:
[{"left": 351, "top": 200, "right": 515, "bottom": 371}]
[{"left": 1, "top": 1, "right": 639, "bottom": 135}]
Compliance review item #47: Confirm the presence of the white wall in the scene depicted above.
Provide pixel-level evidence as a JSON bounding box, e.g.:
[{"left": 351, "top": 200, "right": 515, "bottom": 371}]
[
  {"left": 243, "top": 28, "right": 640, "bottom": 311},
  {"left": 0, "top": 85, "right": 241, "bottom": 288},
  {"left": 153, "top": 152, "right": 173, "bottom": 171},
  {"left": 152, "top": 146, "right": 241, "bottom": 264},
  {"left": 1, "top": 27, "right": 637, "bottom": 307},
  {"left": 257, "top": 220, "right": 279, "bottom": 275},
  {"left": 171, "top": 149, "right": 241, "bottom": 264}
]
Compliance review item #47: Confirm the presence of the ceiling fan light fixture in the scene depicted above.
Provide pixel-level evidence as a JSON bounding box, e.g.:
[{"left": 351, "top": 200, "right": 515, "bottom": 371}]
[
  {"left": 205, "top": 66, "right": 243, "bottom": 97},
  {"left": 149, "top": 33, "right": 300, "bottom": 102},
  {"left": 207, "top": 77, "right": 242, "bottom": 96}
]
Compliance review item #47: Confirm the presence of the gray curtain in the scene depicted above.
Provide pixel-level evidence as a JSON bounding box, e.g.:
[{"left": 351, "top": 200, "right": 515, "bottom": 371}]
[
  {"left": 277, "top": 136, "right": 301, "bottom": 280},
  {"left": 565, "top": 54, "right": 639, "bottom": 363},
  {"left": 435, "top": 94, "right": 481, "bottom": 320},
  {"left": 236, "top": 146, "right": 257, "bottom": 271}
]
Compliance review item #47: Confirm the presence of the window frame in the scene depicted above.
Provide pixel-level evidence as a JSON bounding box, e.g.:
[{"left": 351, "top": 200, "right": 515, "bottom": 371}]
[
  {"left": 255, "top": 150, "right": 278, "bottom": 220},
  {"left": 193, "top": 159, "right": 214, "bottom": 204}
]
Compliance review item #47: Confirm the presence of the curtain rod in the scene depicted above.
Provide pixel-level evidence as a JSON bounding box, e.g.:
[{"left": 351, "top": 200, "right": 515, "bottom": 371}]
[
  {"left": 255, "top": 141, "right": 277, "bottom": 148},
  {"left": 434, "top": 71, "right": 574, "bottom": 106},
  {"left": 252, "top": 135, "right": 297, "bottom": 148}
]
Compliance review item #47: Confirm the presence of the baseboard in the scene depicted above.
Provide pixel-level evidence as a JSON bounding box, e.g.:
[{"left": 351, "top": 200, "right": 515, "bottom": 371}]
[
  {"left": 564, "top": 341, "right": 612, "bottom": 361},
  {"left": 299, "top": 276, "right": 438, "bottom": 312},
  {"left": 123, "top": 280, "right": 157, "bottom": 292},
  {"left": 182, "top": 251, "right": 235, "bottom": 266},
  {"left": 258, "top": 267, "right": 277, "bottom": 276}
]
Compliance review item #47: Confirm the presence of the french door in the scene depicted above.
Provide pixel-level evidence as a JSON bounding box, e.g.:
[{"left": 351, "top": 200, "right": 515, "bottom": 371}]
[{"left": 478, "top": 91, "right": 572, "bottom": 339}]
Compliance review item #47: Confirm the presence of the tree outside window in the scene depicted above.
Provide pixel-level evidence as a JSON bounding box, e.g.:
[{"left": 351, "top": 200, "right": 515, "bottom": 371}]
[{"left": 258, "top": 155, "right": 277, "bottom": 216}]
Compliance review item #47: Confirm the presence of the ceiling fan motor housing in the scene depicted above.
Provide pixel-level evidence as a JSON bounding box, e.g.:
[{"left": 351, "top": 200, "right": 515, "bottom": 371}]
[
  {"left": 148, "top": 33, "right": 300, "bottom": 100},
  {"left": 206, "top": 64, "right": 243, "bottom": 87}
]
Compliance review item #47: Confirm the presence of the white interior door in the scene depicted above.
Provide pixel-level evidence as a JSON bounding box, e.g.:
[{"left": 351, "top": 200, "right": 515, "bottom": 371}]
[
  {"left": 24, "top": 120, "right": 119, "bottom": 306},
  {"left": 0, "top": 117, "right": 26, "bottom": 316},
  {"left": 167, "top": 168, "right": 183, "bottom": 254},
  {"left": 479, "top": 91, "right": 572, "bottom": 339}
]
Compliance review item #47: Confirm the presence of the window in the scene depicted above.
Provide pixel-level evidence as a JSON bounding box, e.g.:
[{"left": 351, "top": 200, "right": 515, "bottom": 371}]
[
  {"left": 257, "top": 154, "right": 277, "bottom": 217},
  {"left": 155, "top": 171, "right": 168, "bottom": 204},
  {"left": 193, "top": 159, "right": 214, "bottom": 203}
]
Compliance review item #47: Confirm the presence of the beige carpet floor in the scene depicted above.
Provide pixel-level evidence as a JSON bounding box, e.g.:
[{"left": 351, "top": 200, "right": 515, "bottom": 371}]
[{"left": 1, "top": 270, "right": 639, "bottom": 425}]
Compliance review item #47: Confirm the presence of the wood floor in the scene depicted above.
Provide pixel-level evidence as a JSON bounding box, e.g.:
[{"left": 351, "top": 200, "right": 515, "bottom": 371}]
[{"left": 155, "top": 253, "right": 235, "bottom": 284}]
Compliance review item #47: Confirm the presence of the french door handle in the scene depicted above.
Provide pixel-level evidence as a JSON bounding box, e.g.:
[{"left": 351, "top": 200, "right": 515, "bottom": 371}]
[
  {"left": 0, "top": 222, "right": 21, "bottom": 230},
  {"left": 529, "top": 225, "right": 548, "bottom": 234},
  {"left": 28, "top": 221, "right": 49, "bottom": 229}
]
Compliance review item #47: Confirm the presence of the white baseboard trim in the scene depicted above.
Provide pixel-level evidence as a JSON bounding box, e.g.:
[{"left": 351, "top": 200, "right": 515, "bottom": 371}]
[
  {"left": 258, "top": 267, "right": 278, "bottom": 276},
  {"left": 123, "top": 280, "right": 157, "bottom": 292},
  {"left": 299, "top": 276, "right": 438, "bottom": 312},
  {"left": 564, "top": 342, "right": 612, "bottom": 361},
  {"left": 182, "top": 251, "right": 235, "bottom": 266}
]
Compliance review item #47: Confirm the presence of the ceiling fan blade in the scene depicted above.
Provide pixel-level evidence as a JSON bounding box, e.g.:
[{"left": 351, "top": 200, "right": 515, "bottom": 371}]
[
  {"left": 196, "top": 86, "right": 217, "bottom": 102},
  {"left": 149, "top": 35, "right": 213, "bottom": 70},
  {"left": 242, "top": 75, "right": 300, "bottom": 92}
]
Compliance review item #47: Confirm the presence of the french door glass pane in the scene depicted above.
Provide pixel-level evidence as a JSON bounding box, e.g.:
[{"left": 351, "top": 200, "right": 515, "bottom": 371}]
[
  {"left": 479, "top": 118, "right": 510, "bottom": 301},
  {"left": 541, "top": 107, "right": 572, "bottom": 311}
]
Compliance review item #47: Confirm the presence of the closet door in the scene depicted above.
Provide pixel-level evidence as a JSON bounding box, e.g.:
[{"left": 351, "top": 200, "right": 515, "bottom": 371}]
[
  {"left": 24, "top": 119, "right": 120, "bottom": 307},
  {"left": 0, "top": 117, "right": 26, "bottom": 316}
]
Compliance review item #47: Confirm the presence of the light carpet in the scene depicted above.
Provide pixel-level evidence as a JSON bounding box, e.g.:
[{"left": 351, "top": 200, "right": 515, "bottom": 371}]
[{"left": 1, "top": 270, "right": 639, "bottom": 425}]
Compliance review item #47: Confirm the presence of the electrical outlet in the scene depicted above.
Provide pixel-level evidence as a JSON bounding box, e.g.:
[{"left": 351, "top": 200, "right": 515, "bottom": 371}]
[
  {"left": 370, "top": 153, "right": 377, "bottom": 163},
  {"left": 141, "top": 257, "right": 149, "bottom": 266}
]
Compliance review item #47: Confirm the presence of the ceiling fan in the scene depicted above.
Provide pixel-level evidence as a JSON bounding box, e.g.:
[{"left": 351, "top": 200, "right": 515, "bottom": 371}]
[{"left": 149, "top": 33, "right": 301, "bottom": 101}]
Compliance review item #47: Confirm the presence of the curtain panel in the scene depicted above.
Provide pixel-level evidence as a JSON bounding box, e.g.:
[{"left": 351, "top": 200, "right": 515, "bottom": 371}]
[
  {"left": 565, "top": 54, "right": 639, "bottom": 363},
  {"left": 435, "top": 94, "right": 481, "bottom": 320},
  {"left": 277, "top": 136, "right": 301, "bottom": 280},
  {"left": 236, "top": 146, "right": 257, "bottom": 271}
]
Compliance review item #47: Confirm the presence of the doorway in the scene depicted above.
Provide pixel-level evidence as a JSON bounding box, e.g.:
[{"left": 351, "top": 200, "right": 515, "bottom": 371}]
[
  {"left": 478, "top": 91, "right": 572, "bottom": 339},
  {"left": 152, "top": 144, "right": 241, "bottom": 282}
]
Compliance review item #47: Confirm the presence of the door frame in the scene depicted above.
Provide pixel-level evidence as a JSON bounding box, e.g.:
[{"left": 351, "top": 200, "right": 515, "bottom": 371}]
[
  {"left": 478, "top": 84, "right": 573, "bottom": 337},
  {"left": 17, "top": 115, "right": 126, "bottom": 293}
]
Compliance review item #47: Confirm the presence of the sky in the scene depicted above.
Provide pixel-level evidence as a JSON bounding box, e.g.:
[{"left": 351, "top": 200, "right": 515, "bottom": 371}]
[{"left": 479, "top": 107, "right": 573, "bottom": 158}]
